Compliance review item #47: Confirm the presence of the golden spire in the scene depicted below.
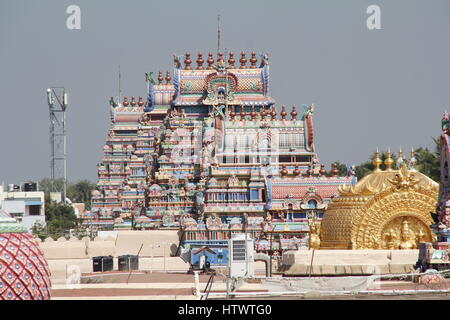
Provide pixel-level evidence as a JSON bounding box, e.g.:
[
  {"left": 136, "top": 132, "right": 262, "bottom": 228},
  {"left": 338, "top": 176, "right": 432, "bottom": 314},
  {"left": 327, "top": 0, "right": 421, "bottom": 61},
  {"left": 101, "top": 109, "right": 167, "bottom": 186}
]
[
  {"left": 384, "top": 147, "right": 394, "bottom": 171},
  {"left": 373, "top": 148, "right": 382, "bottom": 171}
]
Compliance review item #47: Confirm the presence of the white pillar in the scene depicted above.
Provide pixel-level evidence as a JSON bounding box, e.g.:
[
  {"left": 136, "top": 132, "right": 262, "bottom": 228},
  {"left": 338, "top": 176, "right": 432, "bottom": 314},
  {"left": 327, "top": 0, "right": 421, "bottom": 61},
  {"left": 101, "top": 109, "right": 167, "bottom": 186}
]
[
  {"left": 151, "top": 244, "right": 154, "bottom": 274},
  {"left": 193, "top": 271, "right": 200, "bottom": 298},
  {"left": 163, "top": 242, "right": 166, "bottom": 272}
]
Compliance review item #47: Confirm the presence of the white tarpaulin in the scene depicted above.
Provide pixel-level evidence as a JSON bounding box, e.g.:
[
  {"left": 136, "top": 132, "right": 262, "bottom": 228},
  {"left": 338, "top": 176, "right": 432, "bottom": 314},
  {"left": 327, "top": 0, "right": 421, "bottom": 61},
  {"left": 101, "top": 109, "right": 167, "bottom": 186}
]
[{"left": 261, "top": 276, "right": 377, "bottom": 292}]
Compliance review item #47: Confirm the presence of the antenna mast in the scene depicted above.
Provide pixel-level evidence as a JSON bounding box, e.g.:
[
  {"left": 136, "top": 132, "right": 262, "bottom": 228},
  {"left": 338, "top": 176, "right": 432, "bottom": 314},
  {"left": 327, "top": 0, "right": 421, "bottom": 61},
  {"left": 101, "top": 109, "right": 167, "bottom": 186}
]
[
  {"left": 217, "top": 14, "right": 221, "bottom": 54},
  {"left": 118, "top": 65, "right": 122, "bottom": 105},
  {"left": 46, "top": 87, "right": 68, "bottom": 203}
]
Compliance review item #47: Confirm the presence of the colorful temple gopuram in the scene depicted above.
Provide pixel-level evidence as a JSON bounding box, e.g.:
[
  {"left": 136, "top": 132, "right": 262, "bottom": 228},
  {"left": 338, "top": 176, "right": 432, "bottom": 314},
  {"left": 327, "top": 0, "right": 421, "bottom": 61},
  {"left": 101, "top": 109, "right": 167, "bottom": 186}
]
[
  {"left": 416, "top": 113, "right": 450, "bottom": 268},
  {"left": 92, "top": 51, "right": 355, "bottom": 252},
  {"left": 435, "top": 112, "right": 450, "bottom": 242}
]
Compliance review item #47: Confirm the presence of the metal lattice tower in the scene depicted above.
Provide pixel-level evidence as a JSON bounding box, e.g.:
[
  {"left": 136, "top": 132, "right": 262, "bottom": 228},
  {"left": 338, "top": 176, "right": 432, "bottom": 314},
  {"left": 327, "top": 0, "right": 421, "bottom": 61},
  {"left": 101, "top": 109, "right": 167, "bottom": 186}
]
[{"left": 46, "top": 87, "right": 68, "bottom": 202}]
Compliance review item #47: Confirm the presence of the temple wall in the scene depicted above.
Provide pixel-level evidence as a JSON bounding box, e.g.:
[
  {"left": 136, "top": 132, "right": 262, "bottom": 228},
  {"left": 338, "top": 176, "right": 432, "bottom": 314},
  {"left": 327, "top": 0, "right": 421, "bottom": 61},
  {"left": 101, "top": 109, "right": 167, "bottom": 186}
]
[
  {"left": 47, "top": 257, "right": 191, "bottom": 284},
  {"left": 281, "top": 249, "right": 420, "bottom": 275},
  {"left": 113, "top": 230, "right": 180, "bottom": 257},
  {"left": 36, "top": 231, "right": 184, "bottom": 284},
  {"left": 37, "top": 230, "right": 180, "bottom": 259},
  {"left": 283, "top": 249, "right": 419, "bottom": 266}
]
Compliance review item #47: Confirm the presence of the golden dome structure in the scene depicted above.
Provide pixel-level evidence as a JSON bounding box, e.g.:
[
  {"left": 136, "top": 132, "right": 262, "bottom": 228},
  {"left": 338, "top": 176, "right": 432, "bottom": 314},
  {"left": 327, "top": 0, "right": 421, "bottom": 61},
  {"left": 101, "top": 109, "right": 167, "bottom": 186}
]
[{"left": 320, "top": 149, "right": 438, "bottom": 250}]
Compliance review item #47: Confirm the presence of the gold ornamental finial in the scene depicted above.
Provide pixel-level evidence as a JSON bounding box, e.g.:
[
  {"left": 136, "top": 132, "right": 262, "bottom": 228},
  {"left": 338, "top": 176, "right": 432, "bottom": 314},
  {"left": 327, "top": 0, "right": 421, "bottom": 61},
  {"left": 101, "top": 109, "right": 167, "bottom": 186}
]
[
  {"left": 384, "top": 147, "right": 394, "bottom": 171},
  {"left": 373, "top": 148, "right": 382, "bottom": 171}
]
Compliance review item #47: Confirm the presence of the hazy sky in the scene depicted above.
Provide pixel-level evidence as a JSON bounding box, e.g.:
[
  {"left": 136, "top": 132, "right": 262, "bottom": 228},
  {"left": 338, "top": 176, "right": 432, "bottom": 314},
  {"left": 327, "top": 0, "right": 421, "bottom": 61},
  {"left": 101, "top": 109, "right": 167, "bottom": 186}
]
[{"left": 1, "top": 0, "right": 449, "bottom": 184}]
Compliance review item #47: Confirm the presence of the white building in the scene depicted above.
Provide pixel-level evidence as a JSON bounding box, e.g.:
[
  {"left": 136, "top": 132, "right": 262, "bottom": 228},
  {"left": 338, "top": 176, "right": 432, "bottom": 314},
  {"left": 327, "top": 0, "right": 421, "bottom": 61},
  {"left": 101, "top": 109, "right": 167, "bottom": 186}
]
[{"left": 0, "top": 183, "right": 46, "bottom": 232}]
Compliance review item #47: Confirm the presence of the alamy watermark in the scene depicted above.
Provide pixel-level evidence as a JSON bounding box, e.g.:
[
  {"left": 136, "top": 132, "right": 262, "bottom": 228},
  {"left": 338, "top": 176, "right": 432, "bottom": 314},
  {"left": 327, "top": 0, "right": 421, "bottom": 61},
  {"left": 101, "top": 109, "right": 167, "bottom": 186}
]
[
  {"left": 367, "top": 5, "right": 381, "bottom": 30},
  {"left": 66, "top": 264, "right": 81, "bottom": 289},
  {"left": 66, "top": 5, "right": 81, "bottom": 30},
  {"left": 64, "top": 5, "right": 381, "bottom": 31}
]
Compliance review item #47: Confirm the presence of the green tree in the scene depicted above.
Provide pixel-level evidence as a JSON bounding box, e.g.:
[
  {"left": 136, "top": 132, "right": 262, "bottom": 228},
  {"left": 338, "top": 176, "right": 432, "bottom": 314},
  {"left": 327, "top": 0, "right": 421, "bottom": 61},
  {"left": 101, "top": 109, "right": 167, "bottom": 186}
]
[
  {"left": 67, "top": 180, "right": 96, "bottom": 209},
  {"left": 71, "top": 226, "right": 90, "bottom": 240},
  {"left": 39, "top": 178, "right": 96, "bottom": 209},
  {"left": 39, "top": 178, "right": 66, "bottom": 194},
  {"left": 31, "top": 221, "right": 49, "bottom": 241},
  {"left": 354, "top": 160, "right": 373, "bottom": 181},
  {"left": 45, "top": 201, "right": 78, "bottom": 239},
  {"left": 414, "top": 147, "right": 440, "bottom": 182},
  {"left": 326, "top": 161, "right": 348, "bottom": 177}
]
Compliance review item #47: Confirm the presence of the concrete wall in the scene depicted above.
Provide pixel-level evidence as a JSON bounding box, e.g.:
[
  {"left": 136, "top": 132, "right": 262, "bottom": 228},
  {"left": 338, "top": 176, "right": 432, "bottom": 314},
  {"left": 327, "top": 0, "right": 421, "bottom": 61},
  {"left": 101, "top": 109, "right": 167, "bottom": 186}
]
[
  {"left": 117, "top": 230, "right": 180, "bottom": 257},
  {"left": 47, "top": 257, "right": 191, "bottom": 284},
  {"left": 37, "top": 230, "right": 185, "bottom": 285},
  {"left": 2, "top": 199, "right": 26, "bottom": 214},
  {"left": 283, "top": 249, "right": 420, "bottom": 266},
  {"left": 281, "top": 248, "right": 420, "bottom": 275},
  {"left": 1, "top": 191, "right": 45, "bottom": 214},
  {"left": 39, "top": 230, "right": 181, "bottom": 260}
]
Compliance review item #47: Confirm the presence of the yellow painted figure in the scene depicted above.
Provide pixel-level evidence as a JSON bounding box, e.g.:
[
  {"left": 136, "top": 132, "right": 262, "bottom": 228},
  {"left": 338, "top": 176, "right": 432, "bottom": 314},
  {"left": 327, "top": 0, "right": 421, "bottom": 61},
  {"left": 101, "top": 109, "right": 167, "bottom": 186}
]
[{"left": 308, "top": 214, "right": 321, "bottom": 249}]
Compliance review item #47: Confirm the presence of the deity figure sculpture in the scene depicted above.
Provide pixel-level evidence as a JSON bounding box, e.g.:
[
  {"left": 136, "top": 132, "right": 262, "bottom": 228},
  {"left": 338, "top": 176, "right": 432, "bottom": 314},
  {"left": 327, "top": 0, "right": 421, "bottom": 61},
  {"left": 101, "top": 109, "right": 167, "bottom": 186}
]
[
  {"left": 439, "top": 206, "right": 450, "bottom": 228},
  {"left": 140, "top": 113, "right": 152, "bottom": 125},
  {"left": 198, "top": 174, "right": 207, "bottom": 189},
  {"left": 415, "top": 228, "right": 427, "bottom": 247},
  {"left": 211, "top": 154, "right": 219, "bottom": 167},
  {"left": 307, "top": 213, "right": 321, "bottom": 249},
  {"left": 228, "top": 175, "right": 239, "bottom": 187},
  {"left": 385, "top": 228, "right": 397, "bottom": 249},
  {"left": 195, "top": 190, "right": 204, "bottom": 208},
  {"left": 173, "top": 55, "right": 182, "bottom": 68},
  {"left": 206, "top": 212, "right": 221, "bottom": 230},
  {"left": 442, "top": 112, "right": 450, "bottom": 135},
  {"left": 179, "top": 108, "right": 187, "bottom": 119},
  {"left": 202, "top": 142, "right": 215, "bottom": 168},
  {"left": 399, "top": 219, "right": 417, "bottom": 249}
]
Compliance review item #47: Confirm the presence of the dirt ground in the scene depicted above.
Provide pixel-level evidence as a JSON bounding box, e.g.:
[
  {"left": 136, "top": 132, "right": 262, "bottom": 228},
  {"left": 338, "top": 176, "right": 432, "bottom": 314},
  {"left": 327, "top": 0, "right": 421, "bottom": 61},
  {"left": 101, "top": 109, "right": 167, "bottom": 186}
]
[
  {"left": 80, "top": 271, "right": 213, "bottom": 283},
  {"left": 235, "top": 292, "right": 450, "bottom": 300},
  {"left": 51, "top": 272, "right": 450, "bottom": 300}
]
